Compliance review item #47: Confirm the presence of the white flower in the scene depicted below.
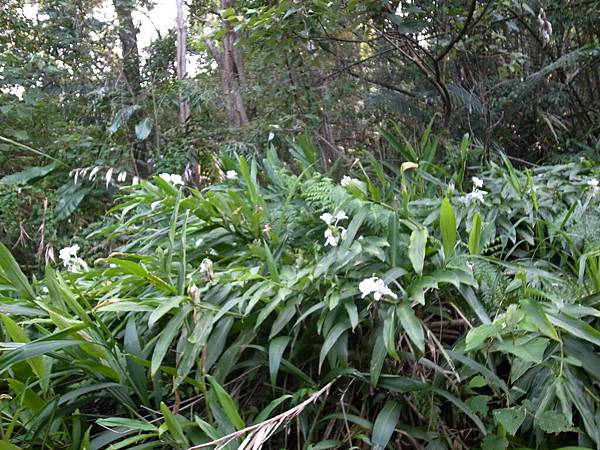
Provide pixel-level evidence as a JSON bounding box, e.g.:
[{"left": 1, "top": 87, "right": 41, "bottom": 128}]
[
  {"left": 587, "top": 178, "right": 599, "bottom": 187},
  {"left": 159, "top": 173, "right": 184, "bottom": 186},
  {"left": 268, "top": 131, "right": 275, "bottom": 142},
  {"left": 200, "top": 258, "right": 214, "bottom": 280},
  {"left": 171, "top": 174, "right": 183, "bottom": 186},
  {"left": 59, "top": 244, "right": 80, "bottom": 265},
  {"left": 359, "top": 277, "right": 397, "bottom": 301},
  {"left": 339, "top": 227, "right": 347, "bottom": 240},
  {"left": 448, "top": 181, "right": 455, "bottom": 193},
  {"left": 131, "top": 176, "right": 140, "bottom": 185},
  {"left": 105, "top": 168, "right": 113, "bottom": 187},
  {"left": 200, "top": 258, "right": 213, "bottom": 273},
  {"left": 324, "top": 228, "right": 338, "bottom": 247},
  {"left": 209, "top": 248, "right": 217, "bottom": 255},
  {"left": 472, "top": 176, "right": 484, "bottom": 188},
  {"left": 89, "top": 166, "right": 99, "bottom": 180},
  {"left": 320, "top": 213, "right": 334, "bottom": 225},
  {"left": 195, "top": 238, "right": 204, "bottom": 248},
  {"left": 226, "top": 170, "right": 238, "bottom": 180},
  {"left": 117, "top": 171, "right": 127, "bottom": 182},
  {"left": 465, "top": 189, "right": 487, "bottom": 204},
  {"left": 58, "top": 244, "right": 88, "bottom": 273},
  {"left": 334, "top": 210, "right": 348, "bottom": 222},
  {"left": 341, "top": 176, "right": 358, "bottom": 187}
]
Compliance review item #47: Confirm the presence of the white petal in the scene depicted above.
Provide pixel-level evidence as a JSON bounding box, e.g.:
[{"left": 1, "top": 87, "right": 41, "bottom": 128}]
[
  {"left": 105, "top": 168, "right": 114, "bottom": 187},
  {"left": 320, "top": 213, "right": 333, "bottom": 225},
  {"left": 472, "top": 176, "right": 483, "bottom": 188},
  {"left": 334, "top": 210, "right": 348, "bottom": 222}
]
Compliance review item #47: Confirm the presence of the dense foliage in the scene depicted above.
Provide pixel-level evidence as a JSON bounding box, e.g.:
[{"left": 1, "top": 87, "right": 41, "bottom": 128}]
[
  {"left": 1, "top": 136, "right": 600, "bottom": 449},
  {"left": 2, "top": 0, "right": 600, "bottom": 449}
]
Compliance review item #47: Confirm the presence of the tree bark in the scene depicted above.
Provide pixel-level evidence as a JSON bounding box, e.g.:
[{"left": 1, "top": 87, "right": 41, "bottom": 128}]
[
  {"left": 113, "top": 0, "right": 142, "bottom": 96},
  {"left": 205, "top": 0, "right": 248, "bottom": 127},
  {"left": 176, "top": 0, "right": 190, "bottom": 123}
]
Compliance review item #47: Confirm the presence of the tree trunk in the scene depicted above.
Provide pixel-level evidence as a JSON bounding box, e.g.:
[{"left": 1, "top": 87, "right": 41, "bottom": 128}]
[
  {"left": 113, "top": 0, "right": 141, "bottom": 96},
  {"left": 205, "top": 0, "right": 248, "bottom": 127},
  {"left": 176, "top": 0, "right": 190, "bottom": 123}
]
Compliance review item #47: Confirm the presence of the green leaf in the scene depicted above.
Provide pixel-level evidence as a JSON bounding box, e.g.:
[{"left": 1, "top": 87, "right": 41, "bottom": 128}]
[
  {"left": 319, "top": 321, "right": 350, "bottom": 371},
  {"left": 107, "top": 105, "right": 140, "bottom": 134},
  {"left": 0, "top": 441, "right": 22, "bottom": 450},
  {"left": 206, "top": 375, "right": 245, "bottom": 431},
  {"left": 150, "top": 309, "right": 186, "bottom": 376},
  {"left": 481, "top": 435, "right": 508, "bottom": 450},
  {"left": 493, "top": 407, "right": 526, "bottom": 435},
  {"left": 96, "top": 418, "right": 157, "bottom": 432},
  {"left": 370, "top": 328, "right": 386, "bottom": 386},
  {"left": 0, "top": 340, "right": 83, "bottom": 374},
  {"left": 439, "top": 197, "right": 456, "bottom": 258},
  {"left": 0, "top": 243, "right": 34, "bottom": 299},
  {"left": 55, "top": 183, "right": 92, "bottom": 221},
  {"left": 536, "top": 409, "right": 572, "bottom": 434},
  {"left": 465, "top": 323, "right": 498, "bottom": 351},
  {"left": 134, "top": 117, "right": 153, "bottom": 140},
  {"left": 520, "top": 299, "right": 559, "bottom": 341},
  {"left": 269, "top": 336, "right": 291, "bottom": 386},
  {"left": 372, "top": 401, "right": 401, "bottom": 450},
  {"left": 339, "top": 208, "right": 367, "bottom": 254},
  {"left": 547, "top": 311, "right": 600, "bottom": 347},
  {"left": 465, "top": 395, "right": 491, "bottom": 416},
  {"left": 397, "top": 303, "right": 424, "bottom": 352},
  {"left": 496, "top": 337, "right": 549, "bottom": 363},
  {"left": 0, "top": 314, "right": 45, "bottom": 380},
  {"left": 409, "top": 227, "right": 427, "bottom": 276},
  {"left": 0, "top": 163, "right": 56, "bottom": 185},
  {"left": 468, "top": 212, "right": 482, "bottom": 255},
  {"left": 433, "top": 388, "right": 487, "bottom": 434},
  {"left": 159, "top": 402, "right": 189, "bottom": 446}
]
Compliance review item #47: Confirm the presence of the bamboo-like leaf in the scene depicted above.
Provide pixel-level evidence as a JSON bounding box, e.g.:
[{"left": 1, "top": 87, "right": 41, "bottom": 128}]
[
  {"left": 397, "top": 302, "right": 424, "bottom": 352},
  {"left": 372, "top": 401, "right": 401, "bottom": 450},
  {"left": 409, "top": 227, "right": 427, "bottom": 276},
  {"left": 0, "top": 243, "right": 34, "bottom": 299},
  {"left": 468, "top": 212, "right": 482, "bottom": 255},
  {"left": 207, "top": 375, "right": 245, "bottom": 431},
  {"left": 439, "top": 197, "right": 456, "bottom": 258},
  {"left": 160, "top": 402, "right": 189, "bottom": 446},
  {"left": 269, "top": 336, "right": 291, "bottom": 386},
  {"left": 150, "top": 308, "right": 187, "bottom": 376}
]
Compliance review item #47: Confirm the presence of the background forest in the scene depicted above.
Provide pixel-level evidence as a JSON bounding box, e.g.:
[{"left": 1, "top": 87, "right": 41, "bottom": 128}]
[{"left": 1, "top": 0, "right": 600, "bottom": 449}]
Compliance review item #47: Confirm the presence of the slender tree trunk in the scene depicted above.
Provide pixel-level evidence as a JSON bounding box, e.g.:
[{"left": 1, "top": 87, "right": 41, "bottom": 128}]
[
  {"left": 176, "top": 0, "right": 190, "bottom": 123},
  {"left": 113, "top": 0, "right": 141, "bottom": 96},
  {"left": 205, "top": 0, "right": 248, "bottom": 127}
]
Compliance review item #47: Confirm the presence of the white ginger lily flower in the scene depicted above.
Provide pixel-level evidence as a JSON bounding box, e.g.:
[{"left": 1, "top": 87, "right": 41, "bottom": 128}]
[
  {"left": 324, "top": 228, "right": 338, "bottom": 247},
  {"left": 465, "top": 189, "right": 487, "bottom": 204},
  {"left": 159, "top": 173, "right": 184, "bottom": 186},
  {"left": 59, "top": 244, "right": 80, "bottom": 265},
  {"left": 341, "top": 176, "right": 359, "bottom": 187},
  {"left": 58, "top": 244, "right": 88, "bottom": 273},
  {"left": 472, "top": 176, "right": 484, "bottom": 188},
  {"left": 334, "top": 210, "right": 348, "bottom": 222},
  {"left": 226, "top": 170, "right": 238, "bottom": 180},
  {"left": 320, "top": 213, "right": 334, "bottom": 225},
  {"left": 359, "top": 277, "right": 397, "bottom": 301}
]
